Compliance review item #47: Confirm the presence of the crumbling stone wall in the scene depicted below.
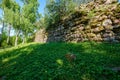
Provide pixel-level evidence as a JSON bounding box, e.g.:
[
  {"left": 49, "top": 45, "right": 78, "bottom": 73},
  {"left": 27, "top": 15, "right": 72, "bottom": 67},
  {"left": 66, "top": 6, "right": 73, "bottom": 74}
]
[
  {"left": 34, "top": 29, "right": 47, "bottom": 43},
  {"left": 35, "top": 0, "right": 120, "bottom": 43}
]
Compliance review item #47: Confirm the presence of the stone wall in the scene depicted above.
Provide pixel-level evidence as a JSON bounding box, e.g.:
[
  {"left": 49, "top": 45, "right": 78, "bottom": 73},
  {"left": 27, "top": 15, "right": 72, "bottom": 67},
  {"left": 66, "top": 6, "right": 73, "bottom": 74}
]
[
  {"left": 34, "top": 29, "right": 47, "bottom": 43},
  {"left": 35, "top": 0, "right": 120, "bottom": 43}
]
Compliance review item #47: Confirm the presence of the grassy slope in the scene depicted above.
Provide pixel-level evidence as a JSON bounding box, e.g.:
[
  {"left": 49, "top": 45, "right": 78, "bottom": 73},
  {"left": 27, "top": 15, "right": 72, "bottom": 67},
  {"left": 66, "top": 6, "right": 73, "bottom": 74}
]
[{"left": 0, "top": 42, "right": 120, "bottom": 80}]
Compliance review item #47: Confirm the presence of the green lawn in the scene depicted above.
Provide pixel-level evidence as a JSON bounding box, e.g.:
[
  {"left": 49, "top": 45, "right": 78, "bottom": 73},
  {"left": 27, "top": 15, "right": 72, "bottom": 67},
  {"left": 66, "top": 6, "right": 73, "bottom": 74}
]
[{"left": 0, "top": 42, "right": 120, "bottom": 80}]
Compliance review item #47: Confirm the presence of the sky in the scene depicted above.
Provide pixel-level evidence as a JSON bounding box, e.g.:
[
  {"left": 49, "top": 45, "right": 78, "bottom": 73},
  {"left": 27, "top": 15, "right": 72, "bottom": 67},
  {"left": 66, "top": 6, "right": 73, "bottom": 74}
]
[{"left": 38, "top": 0, "right": 46, "bottom": 16}]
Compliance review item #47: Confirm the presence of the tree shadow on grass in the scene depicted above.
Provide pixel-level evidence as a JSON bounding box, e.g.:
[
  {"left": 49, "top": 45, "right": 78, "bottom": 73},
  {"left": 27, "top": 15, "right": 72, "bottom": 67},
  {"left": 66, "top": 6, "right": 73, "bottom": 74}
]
[{"left": 0, "top": 42, "right": 120, "bottom": 80}]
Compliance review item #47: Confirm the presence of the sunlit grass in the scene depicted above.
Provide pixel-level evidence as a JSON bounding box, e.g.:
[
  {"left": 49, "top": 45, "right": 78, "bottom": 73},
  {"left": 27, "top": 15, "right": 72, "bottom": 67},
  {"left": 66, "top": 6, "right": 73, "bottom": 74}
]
[{"left": 0, "top": 42, "right": 120, "bottom": 80}]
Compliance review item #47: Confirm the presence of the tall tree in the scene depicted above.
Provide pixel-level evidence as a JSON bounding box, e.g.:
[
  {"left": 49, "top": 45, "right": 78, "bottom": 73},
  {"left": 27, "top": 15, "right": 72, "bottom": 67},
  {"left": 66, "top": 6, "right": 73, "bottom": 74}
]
[
  {"left": 21, "top": 0, "right": 39, "bottom": 43},
  {"left": 12, "top": 2, "right": 21, "bottom": 46},
  {"left": 0, "top": 0, "right": 14, "bottom": 45},
  {"left": 3, "top": 0, "right": 20, "bottom": 45},
  {"left": 0, "top": 0, "right": 40, "bottom": 46}
]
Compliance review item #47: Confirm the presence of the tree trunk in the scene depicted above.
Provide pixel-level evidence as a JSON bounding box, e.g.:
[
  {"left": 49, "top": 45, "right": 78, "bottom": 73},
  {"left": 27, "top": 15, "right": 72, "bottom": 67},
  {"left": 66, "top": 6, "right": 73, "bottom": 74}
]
[
  {"left": 0, "top": 21, "right": 4, "bottom": 42},
  {"left": 0, "top": 9, "right": 5, "bottom": 43},
  {"left": 1, "top": 22, "right": 4, "bottom": 34},
  {"left": 15, "top": 30, "right": 20, "bottom": 47},
  {"left": 22, "top": 35, "right": 27, "bottom": 44},
  {"left": 7, "top": 24, "right": 11, "bottom": 45}
]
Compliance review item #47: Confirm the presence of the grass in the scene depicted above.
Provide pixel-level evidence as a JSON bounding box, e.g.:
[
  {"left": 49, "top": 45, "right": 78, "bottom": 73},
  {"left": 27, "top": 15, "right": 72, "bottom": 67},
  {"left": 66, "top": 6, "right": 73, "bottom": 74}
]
[{"left": 0, "top": 42, "right": 120, "bottom": 80}]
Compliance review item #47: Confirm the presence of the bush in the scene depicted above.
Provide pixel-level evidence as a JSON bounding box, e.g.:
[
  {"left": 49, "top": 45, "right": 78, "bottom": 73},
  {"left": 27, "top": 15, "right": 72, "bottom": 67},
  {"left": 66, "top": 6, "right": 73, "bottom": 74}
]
[{"left": 1, "top": 40, "right": 10, "bottom": 48}]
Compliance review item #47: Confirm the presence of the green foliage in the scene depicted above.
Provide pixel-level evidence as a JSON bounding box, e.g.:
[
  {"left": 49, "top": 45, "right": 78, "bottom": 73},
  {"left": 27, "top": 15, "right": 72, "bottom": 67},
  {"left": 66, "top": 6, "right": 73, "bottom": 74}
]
[
  {"left": 10, "top": 36, "right": 22, "bottom": 46},
  {"left": 0, "top": 32, "right": 8, "bottom": 47},
  {"left": 87, "top": 10, "right": 95, "bottom": 19},
  {"left": 0, "top": 42, "right": 120, "bottom": 80},
  {"left": 74, "top": 0, "right": 93, "bottom": 5},
  {"left": 0, "top": 31, "right": 23, "bottom": 48},
  {"left": 45, "top": 0, "right": 76, "bottom": 29},
  {"left": 0, "top": 0, "right": 40, "bottom": 46},
  {"left": 1, "top": 0, "right": 12, "bottom": 9},
  {"left": 27, "top": 35, "right": 35, "bottom": 43},
  {"left": 20, "top": 0, "right": 39, "bottom": 43},
  {"left": 1, "top": 40, "right": 8, "bottom": 48}
]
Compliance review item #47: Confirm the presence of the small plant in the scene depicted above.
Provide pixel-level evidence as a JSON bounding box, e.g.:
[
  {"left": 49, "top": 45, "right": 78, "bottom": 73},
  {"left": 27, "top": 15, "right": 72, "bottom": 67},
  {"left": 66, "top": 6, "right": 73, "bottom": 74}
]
[{"left": 87, "top": 10, "right": 95, "bottom": 19}]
